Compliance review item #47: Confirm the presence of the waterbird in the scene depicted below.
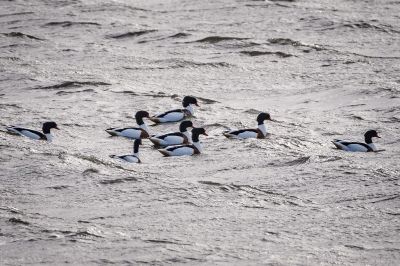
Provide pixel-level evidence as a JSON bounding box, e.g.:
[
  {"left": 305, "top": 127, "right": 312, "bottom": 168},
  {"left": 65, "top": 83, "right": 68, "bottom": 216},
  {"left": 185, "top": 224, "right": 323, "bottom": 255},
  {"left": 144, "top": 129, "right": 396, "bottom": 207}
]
[
  {"left": 332, "top": 130, "right": 381, "bottom": 152},
  {"left": 149, "top": 120, "right": 193, "bottom": 147},
  {"left": 223, "top": 112, "right": 272, "bottom": 139},
  {"left": 149, "top": 96, "right": 199, "bottom": 123},
  {"left": 105, "top": 111, "right": 150, "bottom": 139},
  {"left": 110, "top": 139, "right": 142, "bottom": 163},
  {"left": 6, "top": 121, "right": 59, "bottom": 142},
  {"left": 157, "top": 127, "right": 208, "bottom": 156}
]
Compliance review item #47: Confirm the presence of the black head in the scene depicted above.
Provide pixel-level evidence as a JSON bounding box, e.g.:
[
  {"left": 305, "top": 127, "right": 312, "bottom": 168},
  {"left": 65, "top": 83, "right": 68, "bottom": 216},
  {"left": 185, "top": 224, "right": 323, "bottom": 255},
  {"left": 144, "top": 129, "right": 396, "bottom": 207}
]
[
  {"left": 135, "top": 111, "right": 149, "bottom": 125},
  {"left": 42, "top": 121, "right": 59, "bottom": 134},
  {"left": 256, "top": 112, "right": 271, "bottom": 125},
  {"left": 364, "top": 130, "right": 380, "bottom": 143},
  {"left": 179, "top": 120, "right": 193, "bottom": 132},
  {"left": 191, "top": 127, "right": 208, "bottom": 142},
  {"left": 135, "top": 111, "right": 149, "bottom": 119},
  {"left": 182, "top": 96, "right": 199, "bottom": 107}
]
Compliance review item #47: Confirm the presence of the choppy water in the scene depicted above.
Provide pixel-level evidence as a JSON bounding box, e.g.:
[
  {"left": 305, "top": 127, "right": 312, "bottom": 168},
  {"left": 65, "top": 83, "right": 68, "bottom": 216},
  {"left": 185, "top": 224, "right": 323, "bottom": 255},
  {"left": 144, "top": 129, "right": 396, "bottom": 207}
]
[{"left": 1, "top": 0, "right": 400, "bottom": 265}]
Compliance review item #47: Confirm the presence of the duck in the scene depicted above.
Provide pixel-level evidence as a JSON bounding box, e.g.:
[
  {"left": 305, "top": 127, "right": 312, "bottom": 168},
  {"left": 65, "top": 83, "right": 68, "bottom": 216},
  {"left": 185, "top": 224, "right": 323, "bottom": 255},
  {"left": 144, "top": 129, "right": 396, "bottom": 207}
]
[
  {"left": 332, "top": 130, "right": 381, "bottom": 152},
  {"left": 223, "top": 112, "right": 272, "bottom": 139},
  {"left": 6, "top": 121, "right": 59, "bottom": 142},
  {"left": 105, "top": 111, "right": 150, "bottom": 139},
  {"left": 149, "top": 96, "right": 199, "bottom": 123},
  {"left": 149, "top": 120, "right": 193, "bottom": 147},
  {"left": 158, "top": 127, "right": 208, "bottom": 157},
  {"left": 110, "top": 139, "right": 142, "bottom": 163}
]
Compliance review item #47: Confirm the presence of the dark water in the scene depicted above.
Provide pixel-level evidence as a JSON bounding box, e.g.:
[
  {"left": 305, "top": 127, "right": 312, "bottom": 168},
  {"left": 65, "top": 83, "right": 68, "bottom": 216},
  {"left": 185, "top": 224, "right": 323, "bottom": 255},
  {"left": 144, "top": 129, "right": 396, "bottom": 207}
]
[{"left": 1, "top": 0, "right": 399, "bottom": 265}]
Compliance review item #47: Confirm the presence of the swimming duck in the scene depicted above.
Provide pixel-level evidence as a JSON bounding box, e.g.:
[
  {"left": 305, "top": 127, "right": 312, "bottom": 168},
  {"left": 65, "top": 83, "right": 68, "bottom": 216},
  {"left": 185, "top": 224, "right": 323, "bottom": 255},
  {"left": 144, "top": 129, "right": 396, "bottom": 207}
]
[
  {"left": 223, "top": 112, "right": 272, "bottom": 139},
  {"left": 149, "top": 120, "right": 193, "bottom": 147},
  {"left": 110, "top": 139, "right": 142, "bottom": 163},
  {"left": 157, "top": 127, "right": 208, "bottom": 157},
  {"left": 105, "top": 111, "right": 150, "bottom": 139},
  {"left": 6, "top": 121, "right": 59, "bottom": 142},
  {"left": 332, "top": 130, "right": 381, "bottom": 152},
  {"left": 149, "top": 96, "right": 199, "bottom": 123}
]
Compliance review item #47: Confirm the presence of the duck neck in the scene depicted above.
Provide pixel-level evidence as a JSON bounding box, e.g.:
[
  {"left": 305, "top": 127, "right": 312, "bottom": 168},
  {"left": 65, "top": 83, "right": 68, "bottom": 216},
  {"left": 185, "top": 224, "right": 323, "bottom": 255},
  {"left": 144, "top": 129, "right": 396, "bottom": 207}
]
[
  {"left": 133, "top": 140, "right": 140, "bottom": 156},
  {"left": 139, "top": 123, "right": 149, "bottom": 133},
  {"left": 365, "top": 135, "right": 373, "bottom": 144},
  {"left": 45, "top": 133, "right": 53, "bottom": 142},
  {"left": 183, "top": 131, "right": 192, "bottom": 143},
  {"left": 185, "top": 104, "right": 194, "bottom": 115},
  {"left": 367, "top": 143, "right": 377, "bottom": 151},
  {"left": 193, "top": 141, "right": 202, "bottom": 152},
  {"left": 258, "top": 123, "right": 267, "bottom": 137}
]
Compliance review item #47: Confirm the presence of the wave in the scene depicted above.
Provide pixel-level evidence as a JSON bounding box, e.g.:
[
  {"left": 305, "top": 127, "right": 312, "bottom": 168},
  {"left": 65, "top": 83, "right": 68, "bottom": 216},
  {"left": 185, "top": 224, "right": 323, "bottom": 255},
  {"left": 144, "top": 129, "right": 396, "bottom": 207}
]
[
  {"left": 196, "top": 96, "right": 219, "bottom": 104},
  {"left": 240, "top": 50, "right": 294, "bottom": 58},
  {"left": 194, "top": 36, "right": 250, "bottom": 44},
  {"left": 100, "top": 176, "right": 138, "bottom": 185},
  {"left": 169, "top": 32, "right": 190, "bottom": 38},
  {"left": 138, "top": 32, "right": 191, "bottom": 44},
  {"left": 82, "top": 168, "right": 100, "bottom": 176},
  {"left": 43, "top": 21, "right": 101, "bottom": 27},
  {"left": 0, "top": 12, "right": 34, "bottom": 18},
  {"left": 8, "top": 217, "right": 30, "bottom": 225},
  {"left": 107, "top": 30, "right": 156, "bottom": 39},
  {"left": 268, "top": 37, "right": 400, "bottom": 59},
  {"left": 283, "top": 156, "right": 310, "bottom": 166},
  {"left": 1, "top": 31, "right": 44, "bottom": 40},
  {"left": 32, "top": 81, "right": 111, "bottom": 90},
  {"left": 0, "top": 206, "right": 23, "bottom": 214},
  {"left": 123, "top": 58, "right": 232, "bottom": 70},
  {"left": 143, "top": 239, "right": 189, "bottom": 245},
  {"left": 42, "top": 228, "right": 104, "bottom": 239},
  {"left": 46, "top": 185, "right": 70, "bottom": 190},
  {"left": 56, "top": 89, "right": 96, "bottom": 95},
  {"left": 321, "top": 21, "right": 400, "bottom": 34},
  {"left": 0, "top": 56, "right": 20, "bottom": 61},
  {"left": 244, "top": 108, "right": 264, "bottom": 114}
]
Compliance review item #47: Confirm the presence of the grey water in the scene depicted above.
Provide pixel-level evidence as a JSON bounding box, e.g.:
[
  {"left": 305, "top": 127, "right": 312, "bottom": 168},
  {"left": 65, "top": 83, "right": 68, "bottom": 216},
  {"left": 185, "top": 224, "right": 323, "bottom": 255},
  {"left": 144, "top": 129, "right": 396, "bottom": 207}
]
[{"left": 1, "top": 0, "right": 399, "bottom": 265}]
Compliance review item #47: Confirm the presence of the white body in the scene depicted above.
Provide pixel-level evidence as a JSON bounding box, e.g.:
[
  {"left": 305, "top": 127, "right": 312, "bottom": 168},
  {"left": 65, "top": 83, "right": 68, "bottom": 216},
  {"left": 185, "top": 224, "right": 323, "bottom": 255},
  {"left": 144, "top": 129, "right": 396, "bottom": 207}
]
[
  {"left": 120, "top": 155, "right": 140, "bottom": 163},
  {"left": 225, "top": 124, "right": 267, "bottom": 139},
  {"left": 159, "top": 141, "right": 202, "bottom": 156},
  {"left": 160, "top": 112, "right": 185, "bottom": 123},
  {"left": 106, "top": 124, "right": 149, "bottom": 139},
  {"left": 7, "top": 127, "right": 53, "bottom": 142},
  {"left": 150, "top": 131, "right": 191, "bottom": 146},
  {"left": 333, "top": 140, "right": 376, "bottom": 152},
  {"left": 150, "top": 135, "right": 185, "bottom": 146},
  {"left": 155, "top": 105, "right": 195, "bottom": 123}
]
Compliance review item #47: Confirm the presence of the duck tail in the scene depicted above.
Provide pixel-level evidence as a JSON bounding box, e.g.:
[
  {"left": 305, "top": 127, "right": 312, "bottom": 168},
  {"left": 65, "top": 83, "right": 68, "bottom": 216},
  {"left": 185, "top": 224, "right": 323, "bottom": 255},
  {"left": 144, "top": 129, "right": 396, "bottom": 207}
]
[
  {"left": 105, "top": 128, "right": 118, "bottom": 136},
  {"left": 148, "top": 117, "right": 160, "bottom": 123},
  {"left": 332, "top": 141, "right": 345, "bottom": 150},
  {"left": 149, "top": 137, "right": 162, "bottom": 146},
  {"left": 223, "top": 131, "right": 234, "bottom": 138},
  {"left": 6, "top": 126, "right": 19, "bottom": 134},
  {"left": 158, "top": 149, "right": 170, "bottom": 157}
]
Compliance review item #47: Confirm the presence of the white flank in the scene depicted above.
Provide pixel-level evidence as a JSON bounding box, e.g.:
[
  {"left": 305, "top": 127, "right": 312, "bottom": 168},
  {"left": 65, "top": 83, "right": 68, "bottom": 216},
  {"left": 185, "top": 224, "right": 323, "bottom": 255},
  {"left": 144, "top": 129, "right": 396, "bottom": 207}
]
[
  {"left": 163, "top": 135, "right": 184, "bottom": 146},
  {"left": 237, "top": 131, "right": 258, "bottom": 139},
  {"left": 160, "top": 112, "right": 185, "bottom": 122},
  {"left": 19, "top": 129, "right": 42, "bottom": 140},
  {"left": 121, "top": 155, "right": 140, "bottom": 163},
  {"left": 167, "top": 146, "right": 195, "bottom": 156},
  {"left": 118, "top": 129, "right": 142, "bottom": 139}
]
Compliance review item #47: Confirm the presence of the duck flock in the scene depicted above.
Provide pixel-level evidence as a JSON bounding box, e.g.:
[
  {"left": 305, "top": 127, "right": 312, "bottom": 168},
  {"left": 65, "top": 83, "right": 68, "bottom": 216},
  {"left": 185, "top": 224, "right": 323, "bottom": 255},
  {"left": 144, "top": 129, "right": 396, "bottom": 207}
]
[{"left": 6, "top": 95, "right": 382, "bottom": 163}]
